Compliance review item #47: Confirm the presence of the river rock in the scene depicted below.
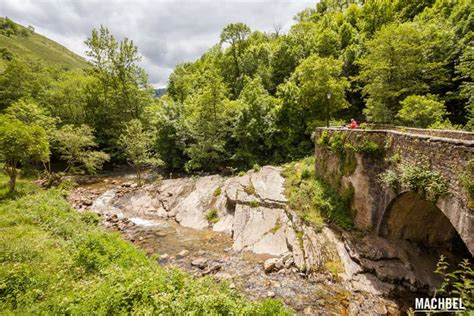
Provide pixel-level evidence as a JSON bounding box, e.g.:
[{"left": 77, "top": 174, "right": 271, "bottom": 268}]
[
  {"left": 263, "top": 258, "right": 280, "bottom": 273},
  {"left": 202, "top": 263, "right": 222, "bottom": 275},
  {"left": 177, "top": 250, "right": 189, "bottom": 258},
  {"left": 191, "top": 258, "right": 208, "bottom": 269}
]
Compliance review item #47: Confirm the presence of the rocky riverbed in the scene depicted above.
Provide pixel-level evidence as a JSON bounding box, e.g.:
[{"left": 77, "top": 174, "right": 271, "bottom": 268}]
[{"left": 68, "top": 166, "right": 439, "bottom": 315}]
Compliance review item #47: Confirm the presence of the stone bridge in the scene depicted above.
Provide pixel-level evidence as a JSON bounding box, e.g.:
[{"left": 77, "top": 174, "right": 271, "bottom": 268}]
[{"left": 313, "top": 126, "right": 474, "bottom": 256}]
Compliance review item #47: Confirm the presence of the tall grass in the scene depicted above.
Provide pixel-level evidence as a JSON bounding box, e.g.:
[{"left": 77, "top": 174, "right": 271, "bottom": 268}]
[{"left": 0, "top": 176, "right": 291, "bottom": 315}]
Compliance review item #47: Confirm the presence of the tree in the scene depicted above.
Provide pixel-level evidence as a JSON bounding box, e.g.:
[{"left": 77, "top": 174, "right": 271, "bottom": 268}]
[
  {"left": 146, "top": 97, "right": 188, "bottom": 170},
  {"left": 290, "top": 55, "right": 349, "bottom": 127},
  {"left": 5, "top": 98, "right": 57, "bottom": 139},
  {"left": 0, "top": 56, "right": 50, "bottom": 109},
  {"left": 39, "top": 70, "right": 94, "bottom": 126},
  {"left": 358, "top": 21, "right": 454, "bottom": 122},
  {"left": 397, "top": 95, "right": 449, "bottom": 128},
  {"left": 0, "top": 116, "right": 49, "bottom": 191},
  {"left": 54, "top": 125, "right": 109, "bottom": 174},
  {"left": 220, "top": 23, "right": 251, "bottom": 96},
  {"left": 183, "top": 69, "right": 231, "bottom": 171},
  {"left": 232, "top": 77, "right": 278, "bottom": 167},
  {"left": 84, "top": 26, "right": 154, "bottom": 153},
  {"left": 119, "top": 119, "right": 162, "bottom": 185}
]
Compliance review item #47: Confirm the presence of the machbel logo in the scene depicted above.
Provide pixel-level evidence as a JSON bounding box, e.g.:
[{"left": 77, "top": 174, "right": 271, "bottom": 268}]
[{"left": 414, "top": 297, "right": 466, "bottom": 313}]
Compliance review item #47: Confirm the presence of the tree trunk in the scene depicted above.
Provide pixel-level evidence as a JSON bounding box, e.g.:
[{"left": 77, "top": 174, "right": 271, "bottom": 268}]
[
  {"left": 136, "top": 167, "right": 142, "bottom": 186},
  {"left": 4, "top": 162, "right": 17, "bottom": 192},
  {"left": 9, "top": 175, "right": 16, "bottom": 192}
]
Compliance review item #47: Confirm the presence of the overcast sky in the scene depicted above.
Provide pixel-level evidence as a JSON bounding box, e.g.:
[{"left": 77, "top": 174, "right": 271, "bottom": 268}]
[{"left": 1, "top": 0, "right": 315, "bottom": 87}]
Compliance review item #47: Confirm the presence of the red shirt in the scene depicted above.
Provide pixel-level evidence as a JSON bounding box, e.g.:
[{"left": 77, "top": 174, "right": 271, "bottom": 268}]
[{"left": 350, "top": 121, "right": 357, "bottom": 129}]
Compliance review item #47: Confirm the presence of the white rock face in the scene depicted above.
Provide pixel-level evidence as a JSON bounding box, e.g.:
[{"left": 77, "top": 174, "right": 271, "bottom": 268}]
[
  {"left": 174, "top": 175, "right": 222, "bottom": 230},
  {"left": 232, "top": 205, "right": 289, "bottom": 256},
  {"left": 250, "top": 166, "right": 288, "bottom": 205}
]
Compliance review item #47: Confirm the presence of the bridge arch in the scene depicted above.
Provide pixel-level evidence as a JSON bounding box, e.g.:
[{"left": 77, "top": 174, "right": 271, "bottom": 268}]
[{"left": 379, "top": 191, "right": 471, "bottom": 256}]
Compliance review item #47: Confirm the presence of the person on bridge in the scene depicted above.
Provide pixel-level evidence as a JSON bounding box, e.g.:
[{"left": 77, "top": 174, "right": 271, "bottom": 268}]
[{"left": 348, "top": 118, "right": 357, "bottom": 129}]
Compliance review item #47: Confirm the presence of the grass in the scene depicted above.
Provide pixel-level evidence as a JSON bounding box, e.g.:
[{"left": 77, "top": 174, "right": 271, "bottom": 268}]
[
  {"left": 269, "top": 219, "right": 282, "bottom": 234},
  {"left": 0, "top": 19, "right": 88, "bottom": 71},
  {"left": 206, "top": 209, "right": 219, "bottom": 224},
  {"left": 0, "top": 175, "right": 291, "bottom": 315},
  {"left": 325, "top": 261, "right": 344, "bottom": 282},
  {"left": 244, "top": 183, "right": 256, "bottom": 196},
  {"left": 213, "top": 187, "right": 222, "bottom": 197},
  {"left": 282, "top": 157, "right": 353, "bottom": 230},
  {"left": 249, "top": 200, "right": 260, "bottom": 208}
]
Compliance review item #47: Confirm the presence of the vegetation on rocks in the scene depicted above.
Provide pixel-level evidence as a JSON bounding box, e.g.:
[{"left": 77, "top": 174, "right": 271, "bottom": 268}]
[
  {"left": 283, "top": 157, "right": 353, "bottom": 230},
  {"left": 0, "top": 175, "right": 291, "bottom": 314},
  {"left": 206, "top": 209, "right": 220, "bottom": 224},
  {"left": 379, "top": 160, "right": 449, "bottom": 202}
]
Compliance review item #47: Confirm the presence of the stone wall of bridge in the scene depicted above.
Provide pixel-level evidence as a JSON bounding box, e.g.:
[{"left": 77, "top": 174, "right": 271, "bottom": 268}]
[{"left": 313, "top": 127, "right": 474, "bottom": 255}]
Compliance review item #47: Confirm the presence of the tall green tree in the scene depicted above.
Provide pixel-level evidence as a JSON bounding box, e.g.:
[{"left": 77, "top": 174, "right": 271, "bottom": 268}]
[
  {"left": 0, "top": 57, "right": 51, "bottom": 109},
  {"left": 220, "top": 23, "right": 251, "bottom": 97},
  {"left": 232, "top": 77, "right": 278, "bottom": 167},
  {"left": 0, "top": 116, "right": 49, "bottom": 191},
  {"left": 358, "top": 21, "right": 454, "bottom": 122},
  {"left": 54, "top": 125, "right": 110, "bottom": 174},
  {"left": 39, "top": 70, "right": 94, "bottom": 125},
  {"left": 145, "top": 96, "right": 188, "bottom": 170},
  {"left": 183, "top": 69, "right": 231, "bottom": 171},
  {"left": 289, "top": 55, "right": 349, "bottom": 127},
  {"left": 397, "top": 95, "right": 449, "bottom": 128},
  {"left": 275, "top": 55, "right": 349, "bottom": 159},
  {"left": 119, "top": 119, "right": 162, "bottom": 185},
  {"left": 84, "top": 26, "right": 154, "bottom": 153}
]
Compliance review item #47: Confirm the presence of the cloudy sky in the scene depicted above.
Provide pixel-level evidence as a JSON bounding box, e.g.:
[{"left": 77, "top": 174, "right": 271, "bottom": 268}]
[{"left": 1, "top": 0, "right": 315, "bottom": 87}]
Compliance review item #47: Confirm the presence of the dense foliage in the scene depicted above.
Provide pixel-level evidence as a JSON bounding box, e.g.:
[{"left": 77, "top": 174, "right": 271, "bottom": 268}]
[
  {"left": 282, "top": 156, "right": 353, "bottom": 230},
  {"left": 0, "top": 177, "right": 291, "bottom": 314},
  {"left": 154, "top": 0, "right": 473, "bottom": 170},
  {"left": 0, "top": 0, "right": 472, "bottom": 174}
]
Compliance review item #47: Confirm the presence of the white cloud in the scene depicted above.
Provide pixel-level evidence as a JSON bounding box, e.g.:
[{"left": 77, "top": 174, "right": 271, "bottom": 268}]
[{"left": 0, "top": 0, "right": 315, "bottom": 87}]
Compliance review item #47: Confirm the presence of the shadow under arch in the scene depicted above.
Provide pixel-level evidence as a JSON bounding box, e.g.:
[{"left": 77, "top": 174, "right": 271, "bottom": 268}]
[{"left": 379, "top": 191, "right": 470, "bottom": 256}]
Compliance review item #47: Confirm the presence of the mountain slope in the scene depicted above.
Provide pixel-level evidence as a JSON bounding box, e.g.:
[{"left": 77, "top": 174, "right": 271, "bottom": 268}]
[{"left": 0, "top": 17, "right": 88, "bottom": 70}]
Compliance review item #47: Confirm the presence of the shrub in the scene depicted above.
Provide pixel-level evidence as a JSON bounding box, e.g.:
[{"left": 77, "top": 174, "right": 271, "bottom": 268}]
[
  {"left": 397, "top": 95, "right": 448, "bottom": 128},
  {"left": 252, "top": 163, "right": 261, "bottom": 172},
  {"left": 352, "top": 140, "right": 383, "bottom": 156},
  {"left": 301, "top": 168, "right": 312, "bottom": 180},
  {"left": 282, "top": 157, "right": 353, "bottom": 230},
  {"left": 213, "top": 187, "right": 222, "bottom": 197},
  {"left": 206, "top": 209, "right": 219, "bottom": 224},
  {"left": 429, "top": 119, "right": 463, "bottom": 130},
  {"left": 328, "top": 132, "right": 347, "bottom": 153},
  {"left": 459, "top": 159, "right": 474, "bottom": 208},
  {"left": 379, "top": 169, "right": 399, "bottom": 190},
  {"left": 244, "top": 183, "right": 256, "bottom": 195},
  {"left": 435, "top": 256, "right": 473, "bottom": 311},
  {"left": 379, "top": 160, "right": 448, "bottom": 201},
  {"left": 316, "top": 130, "right": 330, "bottom": 146}
]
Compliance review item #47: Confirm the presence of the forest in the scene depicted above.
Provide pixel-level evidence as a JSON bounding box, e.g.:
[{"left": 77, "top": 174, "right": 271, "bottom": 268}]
[{"left": 0, "top": 0, "right": 473, "bottom": 190}]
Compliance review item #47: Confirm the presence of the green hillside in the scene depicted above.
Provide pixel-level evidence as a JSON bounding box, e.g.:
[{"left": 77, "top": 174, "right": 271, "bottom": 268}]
[{"left": 0, "top": 17, "right": 88, "bottom": 70}]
